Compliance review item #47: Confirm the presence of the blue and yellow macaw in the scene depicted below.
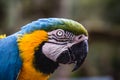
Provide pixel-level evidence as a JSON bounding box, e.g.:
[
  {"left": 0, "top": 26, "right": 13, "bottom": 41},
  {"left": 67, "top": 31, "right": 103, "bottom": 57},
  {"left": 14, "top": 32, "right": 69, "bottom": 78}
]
[{"left": 0, "top": 18, "right": 88, "bottom": 80}]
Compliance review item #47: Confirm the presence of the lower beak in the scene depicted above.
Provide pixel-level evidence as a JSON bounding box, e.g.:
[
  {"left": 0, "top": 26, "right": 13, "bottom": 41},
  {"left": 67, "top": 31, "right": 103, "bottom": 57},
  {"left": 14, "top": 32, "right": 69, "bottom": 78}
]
[
  {"left": 56, "top": 40, "right": 88, "bottom": 72},
  {"left": 72, "top": 40, "right": 88, "bottom": 71}
]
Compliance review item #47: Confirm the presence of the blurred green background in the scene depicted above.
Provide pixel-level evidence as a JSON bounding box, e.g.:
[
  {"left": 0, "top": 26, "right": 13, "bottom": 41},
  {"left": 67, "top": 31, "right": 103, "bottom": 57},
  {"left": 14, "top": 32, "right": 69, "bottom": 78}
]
[{"left": 0, "top": 0, "right": 120, "bottom": 80}]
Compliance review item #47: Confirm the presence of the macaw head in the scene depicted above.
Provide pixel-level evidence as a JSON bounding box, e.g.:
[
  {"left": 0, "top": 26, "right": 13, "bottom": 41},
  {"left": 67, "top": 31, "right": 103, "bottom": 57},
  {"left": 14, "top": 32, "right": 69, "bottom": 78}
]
[{"left": 18, "top": 18, "right": 88, "bottom": 74}]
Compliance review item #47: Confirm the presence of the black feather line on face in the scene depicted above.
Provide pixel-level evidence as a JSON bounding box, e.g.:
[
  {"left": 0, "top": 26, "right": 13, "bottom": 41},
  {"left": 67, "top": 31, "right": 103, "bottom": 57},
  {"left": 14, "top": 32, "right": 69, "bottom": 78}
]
[{"left": 33, "top": 41, "right": 59, "bottom": 74}]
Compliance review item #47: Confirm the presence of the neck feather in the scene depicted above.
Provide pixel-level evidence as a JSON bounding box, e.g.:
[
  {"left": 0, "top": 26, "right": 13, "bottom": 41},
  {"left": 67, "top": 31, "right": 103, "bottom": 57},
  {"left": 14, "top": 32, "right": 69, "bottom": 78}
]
[{"left": 17, "top": 30, "right": 58, "bottom": 80}]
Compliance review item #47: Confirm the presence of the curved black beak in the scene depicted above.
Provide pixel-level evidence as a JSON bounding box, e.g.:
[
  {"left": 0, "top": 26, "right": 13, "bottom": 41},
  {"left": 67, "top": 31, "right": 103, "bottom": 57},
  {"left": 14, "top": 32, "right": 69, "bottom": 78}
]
[
  {"left": 72, "top": 40, "right": 88, "bottom": 71},
  {"left": 57, "top": 40, "right": 88, "bottom": 72}
]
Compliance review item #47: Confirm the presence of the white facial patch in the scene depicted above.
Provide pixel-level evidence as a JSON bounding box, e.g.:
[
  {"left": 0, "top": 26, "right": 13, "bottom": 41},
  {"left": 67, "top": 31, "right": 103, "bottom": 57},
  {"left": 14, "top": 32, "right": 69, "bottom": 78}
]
[
  {"left": 42, "top": 29, "right": 88, "bottom": 62},
  {"left": 42, "top": 42, "right": 68, "bottom": 62}
]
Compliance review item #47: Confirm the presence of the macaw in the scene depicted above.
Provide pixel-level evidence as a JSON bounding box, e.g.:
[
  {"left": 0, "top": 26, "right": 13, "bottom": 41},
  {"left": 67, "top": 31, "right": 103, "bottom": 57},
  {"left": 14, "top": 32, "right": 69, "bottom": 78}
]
[{"left": 0, "top": 18, "right": 88, "bottom": 80}]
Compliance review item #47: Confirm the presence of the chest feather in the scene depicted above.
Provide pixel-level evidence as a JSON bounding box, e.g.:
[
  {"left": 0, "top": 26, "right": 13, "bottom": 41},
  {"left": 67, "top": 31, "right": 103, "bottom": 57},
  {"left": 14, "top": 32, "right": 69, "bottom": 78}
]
[{"left": 17, "top": 30, "right": 49, "bottom": 80}]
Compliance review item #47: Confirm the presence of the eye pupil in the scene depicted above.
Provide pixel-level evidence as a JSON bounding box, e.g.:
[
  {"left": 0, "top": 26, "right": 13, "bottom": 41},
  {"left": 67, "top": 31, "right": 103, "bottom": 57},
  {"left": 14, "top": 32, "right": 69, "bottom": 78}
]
[
  {"left": 58, "top": 31, "right": 62, "bottom": 35},
  {"left": 57, "top": 30, "right": 63, "bottom": 36}
]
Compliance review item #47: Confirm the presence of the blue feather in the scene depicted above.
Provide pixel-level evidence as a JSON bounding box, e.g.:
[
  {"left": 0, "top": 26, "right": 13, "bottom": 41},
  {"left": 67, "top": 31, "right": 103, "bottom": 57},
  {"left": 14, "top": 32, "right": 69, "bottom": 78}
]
[
  {"left": 0, "top": 35, "right": 22, "bottom": 80},
  {"left": 18, "top": 18, "right": 64, "bottom": 34}
]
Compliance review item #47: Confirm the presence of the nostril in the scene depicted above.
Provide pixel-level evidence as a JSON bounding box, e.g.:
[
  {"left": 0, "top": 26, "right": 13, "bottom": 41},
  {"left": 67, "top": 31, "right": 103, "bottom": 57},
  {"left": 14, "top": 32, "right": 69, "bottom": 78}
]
[
  {"left": 78, "top": 35, "right": 82, "bottom": 39},
  {"left": 74, "top": 35, "right": 88, "bottom": 42}
]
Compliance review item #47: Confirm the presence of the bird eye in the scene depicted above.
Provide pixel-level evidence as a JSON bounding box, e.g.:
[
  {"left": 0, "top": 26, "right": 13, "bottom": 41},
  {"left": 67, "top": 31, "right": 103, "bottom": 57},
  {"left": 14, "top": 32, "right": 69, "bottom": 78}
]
[{"left": 56, "top": 30, "right": 64, "bottom": 37}]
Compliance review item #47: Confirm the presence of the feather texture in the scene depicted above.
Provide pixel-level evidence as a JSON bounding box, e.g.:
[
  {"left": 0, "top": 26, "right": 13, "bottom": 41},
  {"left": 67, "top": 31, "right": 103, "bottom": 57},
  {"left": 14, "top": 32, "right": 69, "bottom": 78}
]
[
  {"left": 0, "top": 35, "right": 22, "bottom": 80},
  {"left": 17, "top": 30, "right": 49, "bottom": 80},
  {"left": 17, "top": 18, "right": 88, "bottom": 35}
]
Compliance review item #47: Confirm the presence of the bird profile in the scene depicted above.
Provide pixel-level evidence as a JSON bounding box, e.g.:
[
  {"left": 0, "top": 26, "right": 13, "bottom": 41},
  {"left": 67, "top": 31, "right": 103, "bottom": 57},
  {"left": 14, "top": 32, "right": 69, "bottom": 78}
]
[{"left": 0, "top": 18, "right": 88, "bottom": 80}]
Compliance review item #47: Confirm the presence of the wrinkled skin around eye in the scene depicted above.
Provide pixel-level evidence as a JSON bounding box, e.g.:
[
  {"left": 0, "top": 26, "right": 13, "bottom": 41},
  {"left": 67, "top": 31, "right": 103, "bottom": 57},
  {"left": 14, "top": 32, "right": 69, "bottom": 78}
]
[{"left": 48, "top": 29, "right": 75, "bottom": 43}]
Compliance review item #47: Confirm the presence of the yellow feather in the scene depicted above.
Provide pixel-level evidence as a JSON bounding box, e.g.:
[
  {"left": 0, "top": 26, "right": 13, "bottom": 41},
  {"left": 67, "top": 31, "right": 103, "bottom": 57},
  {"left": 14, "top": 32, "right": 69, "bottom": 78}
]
[
  {"left": 18, "top": 30, "right": 49, "bottom": 80},
  {"left": 0, "top": 34, "right": 6, "bottom": 39}
]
